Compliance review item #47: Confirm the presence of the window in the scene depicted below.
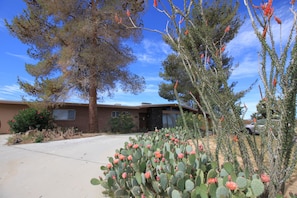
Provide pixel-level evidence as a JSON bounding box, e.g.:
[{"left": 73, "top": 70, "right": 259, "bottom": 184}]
[
  {"left": 53, "top": 109, "right": 76, "bottom": 120},
  {"left": 111, "top": 111, "right": 130, "bottom": 118},
  {"left": 111, "top": 111, "right": 120, "bottom": 118},
  {"left": 162, "top": 113, "right": 179, "bottom": 128}
]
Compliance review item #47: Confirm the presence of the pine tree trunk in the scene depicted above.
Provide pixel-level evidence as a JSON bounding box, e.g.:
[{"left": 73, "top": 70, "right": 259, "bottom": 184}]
[
  {"left": 88, "top": 0, "right": 99, "bottom": 133},
  {"left": 89, "top": 67, "right": 98, "bottom": 133}
]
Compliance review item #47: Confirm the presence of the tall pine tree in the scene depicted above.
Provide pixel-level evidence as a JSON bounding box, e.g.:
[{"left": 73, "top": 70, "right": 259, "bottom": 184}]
[
  {"left": 6, "top": 0, "right": 146, "bottom": 132},
  {"left": 159, "top": 0, "right": 242, "bottom": 108}
]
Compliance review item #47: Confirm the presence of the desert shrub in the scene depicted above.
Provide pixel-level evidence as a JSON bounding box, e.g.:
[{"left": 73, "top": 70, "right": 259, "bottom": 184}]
[
  {"left": 91, "top": 128, "right": 269, "bottom": 197},
  {"left": 109, "top": 112, "right": 135, "bottom": 133},
  {"left": 8, "top": 108, "right": 53, "bottom": 133},
  {"left": 34, "top": 131, "right": 45, "bottom": 143}
]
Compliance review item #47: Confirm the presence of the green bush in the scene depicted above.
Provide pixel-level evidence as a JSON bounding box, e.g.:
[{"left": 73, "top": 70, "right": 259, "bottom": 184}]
[
  {"left": 91, "top": 128, "right": 268, "bottom": 197},
  {"left": 8, "top": 108, "right": 53, "bottom": 133},
  {"left": 109, "top": 113, "right": 135, "bottom": 133}
]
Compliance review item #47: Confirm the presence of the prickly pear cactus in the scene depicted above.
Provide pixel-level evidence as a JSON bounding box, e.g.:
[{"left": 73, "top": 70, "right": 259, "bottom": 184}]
[{"left": 91, "top": 128, "right": 268, "bottom": 198}]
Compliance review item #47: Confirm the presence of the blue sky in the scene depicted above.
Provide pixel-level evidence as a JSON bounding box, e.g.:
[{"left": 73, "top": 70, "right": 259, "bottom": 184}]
[{"left": 0, "top": 1, "right": 293, "bottom": 119}]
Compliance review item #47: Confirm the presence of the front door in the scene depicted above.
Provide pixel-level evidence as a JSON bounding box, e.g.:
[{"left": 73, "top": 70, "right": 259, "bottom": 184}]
[{"left": 139, "top": 113, "right": 147, "bottom": 132}]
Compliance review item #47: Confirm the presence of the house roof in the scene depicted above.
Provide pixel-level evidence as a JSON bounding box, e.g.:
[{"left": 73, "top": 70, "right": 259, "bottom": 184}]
[{"left": 0, "top": 100, "right": 198, "bottom": 112}]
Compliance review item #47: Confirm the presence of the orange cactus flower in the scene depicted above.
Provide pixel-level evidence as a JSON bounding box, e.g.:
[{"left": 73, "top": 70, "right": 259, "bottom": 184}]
[
  {"left": 154, "top": 151, "right": 162, "bottom": 159},
  {"left": 261, "top": 173, "right": 270, "bottom": 183},
  {"left": 273, "top": 78, "right": 277, "bottom": 87},
  {"left": 113, "top": 158, "right": 119, "bottom": 164},
  {"left": 274, "top": 16, "right": 282, "bottom": 24},
  {"left": 133, "top": 144, "right": 139, "bottom": 149},
  {"left": 199, "top": 144, "right": 204, "bottom": 151},
  {"left": 122, "top": 172, "right": 127, "bottom": 179},
  {"left": 144, "top": 171, "right": 151, "bottom": 179},
  {"left": 119, "top": 154, "right": 125, "bottom": 160},
  {"left": 177, "top": 153, "right": 184, "bottom": 159},
  {"left": 126, "top": 9, "right": 131, "bottom": 17},
  {"left": 225, "top": 25, "right": 230, "bottom": 33},
  {"left": 106, "top": 163, "right": 112, "bottom": 169},
  {"left": 153, "top": 0, "right": 158, "bottom": 7},
  {"left": 127, "top": 155, "right": 133, "bottom": 161},
  {"left": 226, "top": 181, "right": 238, "bottom": 190},
  {"left": 207, "top": 178, "right": 218, "bottom": 184}
]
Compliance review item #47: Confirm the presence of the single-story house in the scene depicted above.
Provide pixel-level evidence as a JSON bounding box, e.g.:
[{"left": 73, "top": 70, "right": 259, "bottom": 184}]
[{"left": 0, "top": 100, "right": 198, "bottom": 134}]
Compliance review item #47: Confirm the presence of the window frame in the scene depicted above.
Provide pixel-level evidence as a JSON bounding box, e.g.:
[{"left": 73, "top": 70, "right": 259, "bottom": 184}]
[{"left": 53, "top": 109, "right": 76, "bottom": 121}]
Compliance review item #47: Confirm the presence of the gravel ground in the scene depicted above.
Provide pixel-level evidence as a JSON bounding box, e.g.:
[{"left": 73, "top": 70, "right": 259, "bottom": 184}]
[{"left": 0, "top": 134, "right": 135, "bottom": 198}]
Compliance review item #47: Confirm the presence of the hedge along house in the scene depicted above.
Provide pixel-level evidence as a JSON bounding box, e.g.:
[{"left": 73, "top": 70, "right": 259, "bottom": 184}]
[{"left": 0, "top": 100, "right": 198, "bottom": 134}]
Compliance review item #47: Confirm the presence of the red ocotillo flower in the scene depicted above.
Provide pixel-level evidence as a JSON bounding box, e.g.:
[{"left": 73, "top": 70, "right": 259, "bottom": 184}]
[
  {"left": 233, "top": 135, "right": 239, "bottom": 142},
  {"left": 273, "top": 78, "right": 277, "bottom": 87},
  {"left": 261, "top": 0, "right": 274, "bottom": 18},
  {"left": 225, "top": 25, "right": 230, "bottom": 33},
  {"left": 262, "top": 25, "right": 268, "bottom": 38},
  {"left": 114, "top": 14, "right": 119, "bottom": 23},
  {"left": 274, "top": 16, "right": 282, "bottom": 24},
  {"left": 153, "top": 0, "right": 158, "bottom": 7},
  {"left": 126, "top": 9, "right": 131, "bottom": 17},
  {"left": 221, "top": 45, "right": 226, "bottom": 53},
  {"left": 291, "top": 0, "right": 296, "bottom": 5},
  {"left": 114, "top": 14, "right": 122, "bottom": 24},
  {"left": 174, "top": 80, "right": 178, "bottom": 89}
]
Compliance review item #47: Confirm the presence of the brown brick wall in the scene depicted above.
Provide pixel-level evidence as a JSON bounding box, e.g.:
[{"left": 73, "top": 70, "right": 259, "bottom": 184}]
[
  {"left": 54, "top": 106, "right": 145, "bottom": 132},
  {"left": 0, "top": 103, "right": 28, "bottom": 134}
]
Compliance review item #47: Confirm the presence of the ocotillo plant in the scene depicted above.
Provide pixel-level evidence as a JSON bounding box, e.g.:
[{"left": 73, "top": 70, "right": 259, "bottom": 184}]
[{"left": 244, "top": 0, "right": 297, "bottom": 196}]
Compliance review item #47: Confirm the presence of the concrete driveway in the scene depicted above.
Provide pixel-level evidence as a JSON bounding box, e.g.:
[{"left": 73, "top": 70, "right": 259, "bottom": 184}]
[{"left": 0, "top": 134, "right": 135, "bottom": 198}]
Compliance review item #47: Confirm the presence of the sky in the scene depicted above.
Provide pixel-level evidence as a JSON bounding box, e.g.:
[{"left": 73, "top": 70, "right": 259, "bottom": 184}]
[{"left": 0, "top": 1, "right": 294, "bottom": 119}]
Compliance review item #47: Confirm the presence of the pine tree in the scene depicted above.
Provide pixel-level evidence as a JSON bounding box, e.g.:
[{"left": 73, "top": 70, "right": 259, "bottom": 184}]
[
  {"left": 6, "top": 0, "right": 146, "bottom": 132},
  {"left": 159, "top": 0, "right": 242, "bottom": 108}
]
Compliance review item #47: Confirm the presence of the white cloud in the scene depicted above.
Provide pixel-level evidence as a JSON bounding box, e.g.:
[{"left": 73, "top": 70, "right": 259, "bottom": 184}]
[
  {"left": 231, "top": 56, "right": 259, "bottom": 79},
  {"left": 145, "top": 76, "right": 163, "bottom": 82},
  {"left": 0, "top": 84, "right": 24, "bottom": 97},
  {"left": 226, "top": 21, "right": 260, "bottom": 57},
  {"left": 135, "top": 39, "right": 172, "bottom": 64},
  {"left": 6, "top": 52, "right": 32, "bottom": 62}
]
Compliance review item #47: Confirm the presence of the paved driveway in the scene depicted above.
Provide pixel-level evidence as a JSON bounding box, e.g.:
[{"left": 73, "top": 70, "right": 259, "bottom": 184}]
[{"left": 0, "top": 134, "right": 135, "bottom": 198}]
